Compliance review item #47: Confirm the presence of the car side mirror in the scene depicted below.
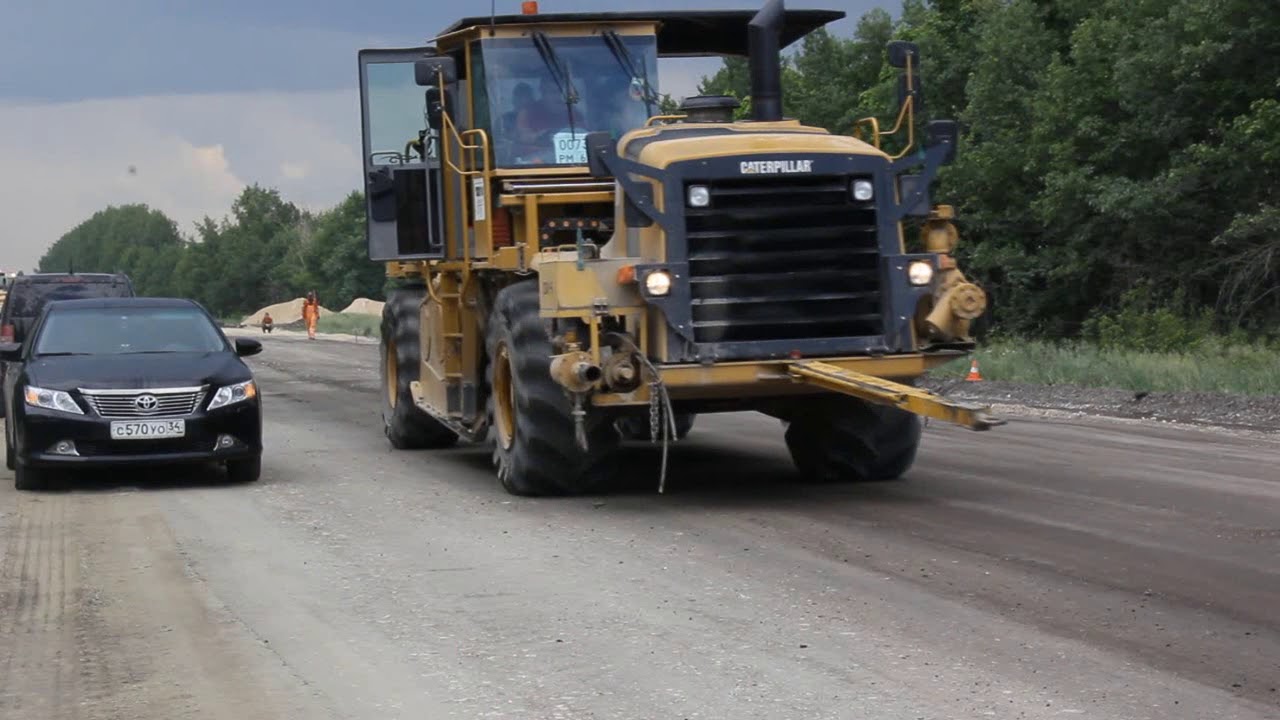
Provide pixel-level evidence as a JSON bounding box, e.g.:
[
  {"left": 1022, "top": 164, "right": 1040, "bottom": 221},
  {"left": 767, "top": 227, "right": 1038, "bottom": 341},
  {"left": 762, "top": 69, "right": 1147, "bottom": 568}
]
[
  {"left": 0, "top": 342, "right": 21, "bottom": 362},
  {"left": 234, "top": 337, "right": 263, "bottom": 357}
]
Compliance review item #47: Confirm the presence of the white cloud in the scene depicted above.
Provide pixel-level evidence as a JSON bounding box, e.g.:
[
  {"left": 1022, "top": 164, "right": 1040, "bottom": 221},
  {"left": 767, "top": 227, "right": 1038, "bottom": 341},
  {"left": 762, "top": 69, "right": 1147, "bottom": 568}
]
[{"left": 0, "top": 90, "right": 360, "bottom": 272}]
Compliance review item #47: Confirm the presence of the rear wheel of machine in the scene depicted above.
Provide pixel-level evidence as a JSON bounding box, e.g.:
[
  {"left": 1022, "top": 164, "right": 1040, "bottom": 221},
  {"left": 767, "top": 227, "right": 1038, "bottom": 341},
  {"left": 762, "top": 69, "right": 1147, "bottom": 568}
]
[
  {"left": 485, "top": 280, "right": 618, "bottom": 496},
  {"left": 380, "top": 285, "right": 459, "bottom": 450},
  {"left": 783, "top": 396, "right": 921, "bottom": 482}
]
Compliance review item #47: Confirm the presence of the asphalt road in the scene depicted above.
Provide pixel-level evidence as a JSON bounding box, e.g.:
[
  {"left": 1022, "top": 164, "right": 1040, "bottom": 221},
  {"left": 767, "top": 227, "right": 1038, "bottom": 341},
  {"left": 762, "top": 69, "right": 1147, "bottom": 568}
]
[{"left": 1, "top": 330, "right": 1277, "bottom": 720}]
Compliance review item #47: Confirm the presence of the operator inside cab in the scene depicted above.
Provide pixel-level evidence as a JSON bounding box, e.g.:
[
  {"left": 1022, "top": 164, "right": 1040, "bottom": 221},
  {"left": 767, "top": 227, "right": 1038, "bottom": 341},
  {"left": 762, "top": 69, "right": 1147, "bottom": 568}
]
[{"left": 478, "top": 32, "right": 659, "bottom": 167}]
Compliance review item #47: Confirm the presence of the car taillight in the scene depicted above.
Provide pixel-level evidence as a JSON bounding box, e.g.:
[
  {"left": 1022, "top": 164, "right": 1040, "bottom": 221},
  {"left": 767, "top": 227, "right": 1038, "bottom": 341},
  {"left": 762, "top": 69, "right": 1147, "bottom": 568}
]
[{"left": 0, "top": 324, "right": 13, "bottom": 343}]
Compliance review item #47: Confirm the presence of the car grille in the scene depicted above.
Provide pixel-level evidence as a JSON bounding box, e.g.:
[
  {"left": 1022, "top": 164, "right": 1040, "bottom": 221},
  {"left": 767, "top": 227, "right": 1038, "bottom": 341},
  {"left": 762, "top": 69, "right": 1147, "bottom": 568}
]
[
  {"left": 684, "top": 175, "right": 884, "bottom": 344},
  {"left": 76, "top": 438, "right": 214, "bottom": 457},
  {"left": 79, "top": 387, "right": 206, "bottom": 419}
]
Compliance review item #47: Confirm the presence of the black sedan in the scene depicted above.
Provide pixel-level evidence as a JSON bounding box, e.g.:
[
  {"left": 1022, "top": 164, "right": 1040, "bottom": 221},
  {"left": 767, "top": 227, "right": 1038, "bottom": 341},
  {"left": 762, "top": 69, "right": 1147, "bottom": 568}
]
[{"left": 1, "top": 297, "right": 264, "bottom": 490}]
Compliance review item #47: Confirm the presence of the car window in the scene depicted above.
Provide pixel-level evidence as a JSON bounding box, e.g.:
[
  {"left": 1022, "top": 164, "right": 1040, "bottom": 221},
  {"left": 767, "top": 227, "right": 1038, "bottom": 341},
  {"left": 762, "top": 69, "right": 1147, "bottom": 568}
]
[
  {"left": 33, "top": 306, "right": 229, "bottom": 355},
  {"left": 5, "top": 280, "right": 132, "bottom": 322}
]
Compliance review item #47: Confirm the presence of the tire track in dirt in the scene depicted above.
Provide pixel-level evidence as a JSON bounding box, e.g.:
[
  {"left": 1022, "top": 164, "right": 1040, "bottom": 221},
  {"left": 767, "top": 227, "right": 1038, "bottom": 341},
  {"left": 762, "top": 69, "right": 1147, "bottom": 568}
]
[{"left": 0, "top": 473, "right": 331, "bottom": 720}]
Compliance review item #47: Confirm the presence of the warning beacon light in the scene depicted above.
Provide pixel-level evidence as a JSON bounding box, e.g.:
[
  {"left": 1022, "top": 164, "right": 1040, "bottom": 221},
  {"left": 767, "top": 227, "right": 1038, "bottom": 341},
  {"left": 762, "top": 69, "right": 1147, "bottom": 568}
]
[{"left": 522, "top": 1, "right": 538, "bottom": 14}]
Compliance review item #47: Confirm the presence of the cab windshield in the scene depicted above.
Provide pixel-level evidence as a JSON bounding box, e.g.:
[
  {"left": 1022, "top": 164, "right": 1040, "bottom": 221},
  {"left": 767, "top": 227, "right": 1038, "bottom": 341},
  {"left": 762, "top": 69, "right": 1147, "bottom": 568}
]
[{"left": 476, "top": 34, "right": 659, "bottom": 168}]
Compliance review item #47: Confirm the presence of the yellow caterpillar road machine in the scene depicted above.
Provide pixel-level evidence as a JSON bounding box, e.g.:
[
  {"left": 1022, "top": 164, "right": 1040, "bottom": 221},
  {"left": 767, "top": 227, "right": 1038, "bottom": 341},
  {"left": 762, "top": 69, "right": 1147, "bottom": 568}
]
[{"left": 359, "top": 0, "right": 1000, "bottom": 495}]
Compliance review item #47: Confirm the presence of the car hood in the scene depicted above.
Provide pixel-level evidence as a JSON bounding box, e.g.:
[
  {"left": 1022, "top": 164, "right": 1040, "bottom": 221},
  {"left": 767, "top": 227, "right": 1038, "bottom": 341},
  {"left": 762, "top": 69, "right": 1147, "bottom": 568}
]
[{"left": 23, "top": 352, "right": 250, "bottom": 392}]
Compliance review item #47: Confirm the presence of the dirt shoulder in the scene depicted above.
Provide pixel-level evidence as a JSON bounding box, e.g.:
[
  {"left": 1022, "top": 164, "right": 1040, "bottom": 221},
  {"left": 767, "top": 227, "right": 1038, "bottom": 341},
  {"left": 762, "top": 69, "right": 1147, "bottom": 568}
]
[{"left": 923, "top": 376, "right": 1280, "bottom": 435}]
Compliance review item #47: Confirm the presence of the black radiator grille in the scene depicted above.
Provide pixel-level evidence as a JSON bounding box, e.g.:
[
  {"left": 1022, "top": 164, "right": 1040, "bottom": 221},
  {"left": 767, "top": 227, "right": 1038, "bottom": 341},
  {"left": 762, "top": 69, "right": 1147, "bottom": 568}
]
[{"left": 684, "top": 176, "right": 883, "bottom": 344}]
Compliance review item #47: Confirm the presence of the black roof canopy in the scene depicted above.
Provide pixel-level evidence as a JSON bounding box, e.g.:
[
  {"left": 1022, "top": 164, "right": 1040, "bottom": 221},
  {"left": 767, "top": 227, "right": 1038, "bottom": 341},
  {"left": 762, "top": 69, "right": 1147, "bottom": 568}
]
[{"left": 438, "top": 9, "right": 846, "bottom": 57}]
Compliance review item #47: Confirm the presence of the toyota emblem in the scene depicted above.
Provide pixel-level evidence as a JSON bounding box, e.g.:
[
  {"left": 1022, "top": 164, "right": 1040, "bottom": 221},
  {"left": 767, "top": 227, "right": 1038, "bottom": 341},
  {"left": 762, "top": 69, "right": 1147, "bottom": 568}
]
[{"left": 135, "top": 394, "right": 159, "bottom": 412}]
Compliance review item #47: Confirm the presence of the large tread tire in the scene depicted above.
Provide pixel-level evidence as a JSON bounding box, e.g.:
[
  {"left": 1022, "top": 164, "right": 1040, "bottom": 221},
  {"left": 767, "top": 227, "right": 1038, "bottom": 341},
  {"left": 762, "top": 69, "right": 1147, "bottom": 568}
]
[
  {"left": 616, "top": 412, "right": 696, "bottom": 441},
  {"left": 380, "top": 286, "right": 459, "bottom": 450},
  {"left": 485, "top": 281, "right": 619, "bottom": 496},
  {"left": 783, "top": 396, "right": 922, "bottom": 482},
  {"left": 14, "top": 463, "right": 47, "bottom": 491}
]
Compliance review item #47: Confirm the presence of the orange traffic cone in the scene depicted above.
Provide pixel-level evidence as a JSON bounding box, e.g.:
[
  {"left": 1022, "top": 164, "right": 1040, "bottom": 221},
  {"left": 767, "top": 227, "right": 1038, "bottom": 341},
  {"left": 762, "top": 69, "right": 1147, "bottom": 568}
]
[{"left": 965, "top": 358, "right": 983, "bottom": 382}]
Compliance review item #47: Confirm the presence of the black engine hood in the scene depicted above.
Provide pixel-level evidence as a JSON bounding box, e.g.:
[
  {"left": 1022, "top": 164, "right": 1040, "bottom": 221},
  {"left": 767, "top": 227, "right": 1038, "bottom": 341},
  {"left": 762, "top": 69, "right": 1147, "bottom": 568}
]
[{"left": 23, "top": 352, "right": 249, "bottom": 392}]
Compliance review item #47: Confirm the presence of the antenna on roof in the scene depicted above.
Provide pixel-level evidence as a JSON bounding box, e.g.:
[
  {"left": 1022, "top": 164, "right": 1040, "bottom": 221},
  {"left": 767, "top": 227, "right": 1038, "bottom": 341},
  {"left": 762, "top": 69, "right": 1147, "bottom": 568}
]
[{"left": 489, "top": 0, "right": 496, "bottom": 36}]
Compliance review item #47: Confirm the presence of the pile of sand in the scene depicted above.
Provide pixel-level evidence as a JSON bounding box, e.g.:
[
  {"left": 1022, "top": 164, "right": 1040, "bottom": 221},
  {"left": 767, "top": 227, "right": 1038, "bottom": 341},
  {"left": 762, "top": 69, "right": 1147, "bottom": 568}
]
[
  {"left": 242, "top": 297, "right": 335, "bottom": 326},
  {"left": 341, "top": 298, "right": 385, "bottom": 315}
]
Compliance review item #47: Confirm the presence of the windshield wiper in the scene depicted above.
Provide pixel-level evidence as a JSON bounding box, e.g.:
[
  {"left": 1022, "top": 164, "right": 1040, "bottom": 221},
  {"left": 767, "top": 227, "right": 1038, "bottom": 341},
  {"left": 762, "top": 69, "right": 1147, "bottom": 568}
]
[
  {"left": 531, "top": 31, "right": 579, "bottom": 134},
  {"left": 602, "top": 31, "right": 658, "bottom": 118},
  {"left": 36, "top": 352, "right": 91, "bottom": 357}
]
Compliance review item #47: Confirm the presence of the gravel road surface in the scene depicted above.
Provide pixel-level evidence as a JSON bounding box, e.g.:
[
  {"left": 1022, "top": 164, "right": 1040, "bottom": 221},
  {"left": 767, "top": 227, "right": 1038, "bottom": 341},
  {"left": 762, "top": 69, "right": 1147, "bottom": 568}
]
[{"left": 2, "top": 332, "right": 1277, "bottom": 719}]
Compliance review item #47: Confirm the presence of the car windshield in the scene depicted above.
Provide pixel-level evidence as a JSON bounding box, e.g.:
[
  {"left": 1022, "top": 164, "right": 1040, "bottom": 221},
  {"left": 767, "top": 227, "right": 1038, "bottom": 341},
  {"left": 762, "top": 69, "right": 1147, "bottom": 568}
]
[
  {"left": 476, "top": 34, "right": 659, "bottom": 168},
  {"left": 33, "top": 306, "right": 228, "bottom": 356}
]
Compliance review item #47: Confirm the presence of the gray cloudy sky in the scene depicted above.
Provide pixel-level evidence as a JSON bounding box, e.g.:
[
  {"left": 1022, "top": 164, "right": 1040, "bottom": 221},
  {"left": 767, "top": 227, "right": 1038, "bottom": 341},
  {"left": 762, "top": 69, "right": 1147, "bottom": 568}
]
[{"left": 0, "top": 0, "right": 890, "bottom": 272}]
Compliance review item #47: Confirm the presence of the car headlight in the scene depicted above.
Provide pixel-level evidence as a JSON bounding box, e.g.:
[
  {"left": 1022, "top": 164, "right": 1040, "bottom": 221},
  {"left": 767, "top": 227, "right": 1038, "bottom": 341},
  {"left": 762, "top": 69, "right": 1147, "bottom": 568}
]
[
  {"left": 644, "top": 270, "right": 673, "bottom": 296},
  {"left": 207, "top": 380, "right": 258, "bottom": 411},
  {"left": 24, "top": 385, "right": 84, "bottom": 415},
  {"left": 852, "top": 179, "right": 874, "bottom": 201},
  {"left": 687, "top": 185, "right": 710, "bottom": 208},
  {"left": 908, "top": 260, "right": 934, "bottom": 286}
]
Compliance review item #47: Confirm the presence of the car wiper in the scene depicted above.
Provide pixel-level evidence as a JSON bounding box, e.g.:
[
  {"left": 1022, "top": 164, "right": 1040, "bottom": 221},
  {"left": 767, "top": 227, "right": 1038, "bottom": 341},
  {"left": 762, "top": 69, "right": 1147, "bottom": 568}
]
[
  {"left": 531, "top": 31, "right": 579, "bottom": 133},
  {"left": 35, "top": 352, "right": 90, "bottom": 357},
  {"left": 602, "top": 30, "right": 658, "bottom": 117}
]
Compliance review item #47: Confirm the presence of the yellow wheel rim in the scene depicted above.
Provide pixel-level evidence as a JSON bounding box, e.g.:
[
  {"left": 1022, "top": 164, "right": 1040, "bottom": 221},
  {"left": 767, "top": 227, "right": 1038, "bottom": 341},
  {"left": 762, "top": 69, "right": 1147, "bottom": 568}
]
[
  {"left": 385, "top": 337, "right": 398, "bottom": 409},
  {"left": 494, "top": 341, "right": 516, "bottom": 451}
]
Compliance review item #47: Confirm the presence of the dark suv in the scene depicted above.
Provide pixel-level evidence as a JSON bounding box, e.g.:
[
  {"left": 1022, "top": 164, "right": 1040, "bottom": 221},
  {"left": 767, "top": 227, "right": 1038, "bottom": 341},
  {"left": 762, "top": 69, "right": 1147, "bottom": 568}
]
[{"left": 0, "top": 273, "right": 135, "bottom": 419}]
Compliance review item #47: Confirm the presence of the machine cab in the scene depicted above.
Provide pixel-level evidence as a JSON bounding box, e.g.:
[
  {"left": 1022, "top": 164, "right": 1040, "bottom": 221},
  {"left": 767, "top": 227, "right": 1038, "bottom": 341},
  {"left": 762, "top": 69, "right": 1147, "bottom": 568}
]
[{"left": 357, "top": 11, "right": 661, "bottom": 263}]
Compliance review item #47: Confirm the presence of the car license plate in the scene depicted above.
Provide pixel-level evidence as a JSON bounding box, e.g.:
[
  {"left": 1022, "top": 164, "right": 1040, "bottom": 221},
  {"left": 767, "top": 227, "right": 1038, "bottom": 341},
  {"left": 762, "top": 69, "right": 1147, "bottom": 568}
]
[{"left": 110, "top": 419, "right": 186, "bottom": 440}]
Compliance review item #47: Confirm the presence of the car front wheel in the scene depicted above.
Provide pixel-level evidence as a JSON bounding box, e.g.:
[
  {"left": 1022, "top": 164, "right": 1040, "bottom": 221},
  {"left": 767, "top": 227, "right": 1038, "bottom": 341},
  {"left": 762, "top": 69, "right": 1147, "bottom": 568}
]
[
  {"left": 14, "top": 463, "right": 47, "bottom": 491},
  {"left": 227, "top": 457, "right": 261, "bottom": 483}
]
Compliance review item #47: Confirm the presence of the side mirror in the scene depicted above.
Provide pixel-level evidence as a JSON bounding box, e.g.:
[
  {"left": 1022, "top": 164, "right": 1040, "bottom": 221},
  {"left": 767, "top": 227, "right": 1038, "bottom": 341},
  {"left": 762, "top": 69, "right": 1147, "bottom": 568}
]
[
  {"left": 887, "top": 41, "right": 920, "bottom": 70},
  {"left": 585, "top": 131, "right": 615, "bottom": 178},
  {"left": 0, "top": 342, "right": 21, "bottom": 362},
  {"left": 424, "top": 86, "right": 450, "bottom": 131},
  {"left": 415, "top": 56, "right": 457, "bottom": 87},
  {"left": 927, "top": 120, "right": 959, "bottom": 165},
  {"left": 234, "top": 337, "right": 263, "bottom": 357}
]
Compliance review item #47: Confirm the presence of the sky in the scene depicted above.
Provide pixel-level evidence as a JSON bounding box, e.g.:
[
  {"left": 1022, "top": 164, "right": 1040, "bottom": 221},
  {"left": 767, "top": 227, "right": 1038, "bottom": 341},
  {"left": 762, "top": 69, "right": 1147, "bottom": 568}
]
[{"left": 0, "top": 0, "right": 892, "bottom": 272}]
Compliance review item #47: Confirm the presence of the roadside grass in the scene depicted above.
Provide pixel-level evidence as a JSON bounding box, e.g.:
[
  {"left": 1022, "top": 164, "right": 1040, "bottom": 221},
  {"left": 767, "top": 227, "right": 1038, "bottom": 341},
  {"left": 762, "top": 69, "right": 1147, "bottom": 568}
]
[
  {"left": 314, "top": 313, "right": 381, "bottom": 338},
  {"left": 929, "top": 339, "right": 1280, "bottom": 396}
]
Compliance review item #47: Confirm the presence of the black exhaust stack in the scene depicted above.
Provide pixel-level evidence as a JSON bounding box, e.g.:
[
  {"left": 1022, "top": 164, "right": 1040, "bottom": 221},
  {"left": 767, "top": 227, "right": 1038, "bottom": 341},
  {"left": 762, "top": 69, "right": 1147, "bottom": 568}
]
[{"left": 748, "top": 0, "right": 785, "bottom": 122}]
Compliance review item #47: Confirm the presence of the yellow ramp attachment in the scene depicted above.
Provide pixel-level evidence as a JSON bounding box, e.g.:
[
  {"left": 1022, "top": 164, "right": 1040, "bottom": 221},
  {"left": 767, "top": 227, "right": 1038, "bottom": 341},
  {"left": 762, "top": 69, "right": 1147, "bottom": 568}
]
[{"left": 787, "top": 360, "right": 1005, "bottom": 431}]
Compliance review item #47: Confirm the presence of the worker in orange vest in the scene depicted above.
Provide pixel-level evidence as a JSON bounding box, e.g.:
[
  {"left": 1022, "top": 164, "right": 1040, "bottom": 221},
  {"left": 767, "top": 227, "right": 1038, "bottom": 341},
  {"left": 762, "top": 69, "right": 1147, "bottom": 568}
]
[
  {"left": 261, "top": 311, "right": 274, "bottom": 334},
  {"left": 301, "top": 292, "right": 320, "bottom": 340}
]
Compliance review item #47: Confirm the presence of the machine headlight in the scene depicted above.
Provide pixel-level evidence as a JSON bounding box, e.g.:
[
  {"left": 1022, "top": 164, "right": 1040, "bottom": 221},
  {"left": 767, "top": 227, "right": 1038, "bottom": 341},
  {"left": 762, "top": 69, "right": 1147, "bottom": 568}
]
[
  {"left": 852, "top": 179, "right": 874, "bottom": 201},
  {"left": 24, "top": 386, "right": 84, "bottom": 415},
  {"left": 687, "top": 185, "right": 710, "bottom": 208},
  {"left": 644, "top": 270, "right": 673, "bottom": 297},
  {"left": 208, "top": 380, "right": 258, "bottom": 411},
  {"left": 908, "top": 260, "right": 935, "bottom": 286}
]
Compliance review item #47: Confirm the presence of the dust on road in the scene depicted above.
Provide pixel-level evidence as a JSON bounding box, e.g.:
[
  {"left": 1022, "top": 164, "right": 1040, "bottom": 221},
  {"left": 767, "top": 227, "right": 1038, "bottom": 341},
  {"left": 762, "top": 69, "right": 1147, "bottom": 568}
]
[{"left": 1, "top": 332, "right": 1278, "bottom": 719}]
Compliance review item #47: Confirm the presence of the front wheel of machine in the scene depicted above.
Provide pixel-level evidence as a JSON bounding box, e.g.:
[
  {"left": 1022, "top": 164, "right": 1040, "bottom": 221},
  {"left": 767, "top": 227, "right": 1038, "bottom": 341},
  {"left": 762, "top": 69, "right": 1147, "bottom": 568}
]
[
  {"left": 14, "top": 463, "right": 47, "bottom": 491},
  {"left": 485, "top": 281, "right": 619, "bottom": 496},
  {"left": 380, "top": 285, "right": 459, "bottom": 450},
  {"left": 783, "top": 396, "right": 922, "bottom": 482},
  {"left": 227, "top": 457, "right": 261, "bottom": 483}
]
